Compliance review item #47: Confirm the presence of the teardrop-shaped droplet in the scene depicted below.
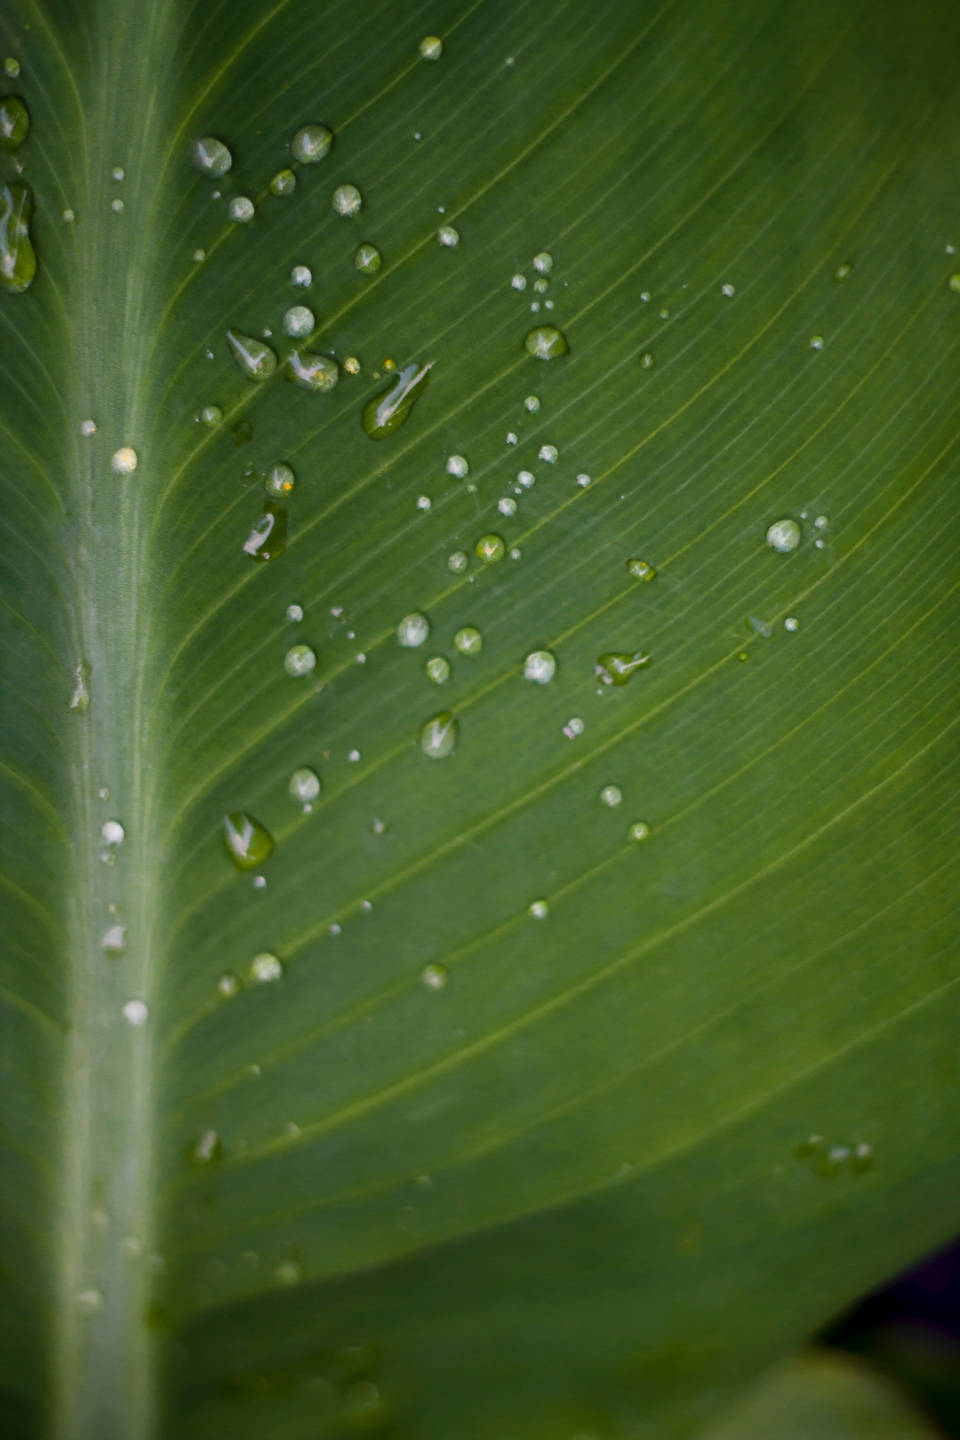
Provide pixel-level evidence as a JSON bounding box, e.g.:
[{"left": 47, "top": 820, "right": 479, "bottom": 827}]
[
  {"left": 523, "top": 324, "right": 569, "bottom": 360},
  {"left": 243, "top": 504, "right": 287, "bottom": 562},
  {"left": 595, "top": 649, "right": 651, "bottom": 686},
  {"left": 223, "top": 812, "right": 274, "bottom": 869},
  {"left": 0, "top": 95, "right": 29, "bottom": 151},
  {"left": 362, "top": 361, "right": 432, "bottom": 439},
  {"left": 226, "top": 329, "right": 277, "bottom": 381},
  {"left": 193, "top": 135, "right": 233, "bottom": 177},
  {"left": 286, "top": 349, "right": 339, "bottom": 392},
  {"left": 0, "top": 181, "right": 36, "bottom": 294},
  {"left": 421, "top": 711, "right": 458, "bottom": 759}
]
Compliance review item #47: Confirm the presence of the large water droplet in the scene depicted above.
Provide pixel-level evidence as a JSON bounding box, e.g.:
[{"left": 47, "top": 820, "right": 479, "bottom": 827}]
[
  {"left": 228, "top": 195, "right": 254, "bottom": 223},
  {"left": 595, "top": 650, "right": 650, "bottom": 685},
  {"left": 0, "top": 95, "right": 29, "bottom": 151},
  {"left": 446, "top": 454, "right": 469, "bottom": 478},
  {"left": 284, "top": 643, "right": 317, "bottom": 677},
  {"left": 523, "top": 324, "right": 568, "bottom": 359},
  {"left": 287, "top": 349, "right": 339, "bottom": 392},
  {"left": 766, "top": 517, "right": 801, "bottom": 552},
  {"left": 398, "top": 612, "right": 430, "bottom": 647},
  {"left": 0, "top": 180, "right": 36, "bottom": 293},
  {"left": 421, "top": 711, "right": 458, "bottom": 758},
  {"left": 223, "top": 812, "right": 274, "bottom": 869},
  {"left": 193, "top": 135, "right": 232, "bottom": 176},
  {"left": 291, "top": 124, "right": 332, "bottom": 163},
  {"left": 111, "top": 446, "right": 138, "bottom": 474},
  {"left": 227, "top": 329, "right": 277, "bottom": 381},
  {"left": 362, "top": 361, "right": 432, "bottom": 439},
  {"left": 523, "top": 649, "right": 556, "bottom": 683},
  {"left": 243, "top": 504, "right": 287, "bottom": 562},
  {"left": 354, "top": 242, "right": 381, "bottom": 274}
]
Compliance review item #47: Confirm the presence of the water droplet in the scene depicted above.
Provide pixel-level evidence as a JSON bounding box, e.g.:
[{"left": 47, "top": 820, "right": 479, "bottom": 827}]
[
  {"left": 766, "top": 517, "right": 801, "bottom": 553},
  {"left": 809, "top": 334, "right": 824, "bottom": 350},
  {"left": 222, "top": 812, "right": 274, "bottom": 870},
  {"left": 746, "top": 615, "right": 772, "bottom": 639},
  {"left": 0, "top": 95, "right": 29, "bottom": 151},
  {"left": 425, "top": 655, "right": 450, "bottom": 684},
  {"left": 250, "top": 952, "right": 283, "bottom": 983},
  {"left": 354, "top": 241, "right": 381, "bottom": 274},
  {"left": 497, "top": 496, "right": 517, "bottom": 516},
  {"left": 533, "top": 251, "right": 553, "bottom": 274},
  {"left": 524, "top": 324, "right": 569, "bottom": 359},
  {"left": 437, "top": 223, "right": 460, "bottom": 247},
  {"left": 421, "top": 711, "right": 458, "bottom": 759},
  {"left": 563, "top": 716, "right": 584, "bottom": 739},
  {"left": 784, "top": 616, "right": 799, "bottom": 632},
  {"left": 447, "top": 550, "right": 468, "bottom": 573},
  {"left": 111, "top": 198, "right": 125, "bottom": 214},
  {"left": 628, "top": 820, "right": 650, "bottom": 841},
  {"left": 0, "top": 180, "right": 37, "bottom": 293},
  {"left": 264, "top": 463, "right": 295, "bottom": 498},
  {"left": 600, "top": 784, "right": 622, "bottom": 807},
  {"left": 243, "top": 504, "right": 287, "bottom": 562},
  {"left": 101, "top": 924, "right": 126, "bottom": 954},
  {"left": 4, "top": 58, "right": 21, "bottom": 78},
  {"left": 398, "top": 612, "right": 430, "bottom": 648},
  {"left": 832, "top": 259, "right": 853, "bottom": 282},
  {"left": 226, "top": 329, "right": 277, "bottom": 381},
  {"left": 62, "top": 207, "right": 75, "bottom": 223},
  {"left": 515, "top": 470, "right": 534, "bottom": 490},
  {"left": 110, "top": 446, "right": 138, "bottom": 474},
  {"left": 421, "top": 962, "right": 448, "bottom": 989},
  {"left": 538, "top": 443, "right": 558, "bottom": 463},
  {"left": 288, "top": 767, "right": 321, "bottom": 803},
  {"left": 218, "top": 973, "right": 240, "bottom": 997},
  {"left": 532, "top": 276, "right": 549, "bottom": 294},
  {"left": 522, "top": 400, "right": 541, "bottom": 421},
  {"left": 283, "top": 304, "right": 314, "bottom": 338},
  {"left": 626, "top": 557, "right": 656, "bottom": 582},
  {"left": 720, "top": 282, "right": 735, "bottom": 298},
  {"left": 291, "top": 264, "right": 312, "bottom": 287},
  {"left": 511, "top": 274, "right": 526, "bottom": 291},
  {"left": 529, "top": 899, "right": 549, "bottom": 919},
  {"left": 227, "top": 194, "right": 254, "bottom": 223},
  {"left": 76, "top": 1289, "right": 104, "bottom": 1313},
  {"left": 122, "top": 999, "right": 149, "bottom": 1027},
  {"left": 192, "top": 247, "right": 205, "bottom": 263},
  {"left": 446, "top": 454, "right": 469, "bottom": 477},
  {"left": 595, "top": 650, "right": 651, "bottom": 685},
  {"left": 269, "top": 167, "right": 296, "bottom": 196},
  {"left": 523, "top": 648, "right": 556, "bottom": 683},
  {"left": 287, "top": 348, "right": 339, "bottom": 393},
  {"left": 80, "top": 418, "right": 98, "bottom": 436},
  {"left": 198, "top": 404, "right": 222, "bottom": 427},
  {"left": 291, "top": 123, "right": 333, "bottom": 163},
  {"left": 362, "top": 360, "right": 432, "bottom": 439},
  {"left": 454, "top": 626, "right": 483, "bottom": 656},
  {"left": 286, "top": 603, "right": 304, "bottom": 623},
  {"left": 419, "top": 34, "right": 443, "bottom": 60},
  {"left": 190, "top": 1128, "right": 222, "bottom": 1165},
  {"left": 192, "top": 135, "right": 232, "bottom": 176},
  {"left": 475, "top": 533, "right": 505, "bottom": 563},
  {"left": 69, "top": 660, "right": 91, "bottom": 713},
  {"left": 639, "top": 351, "right": 655, "bottom": 370},
  {"left": 284, "top": 643, "right": 317, "bottom": 677},
  {"left": 851, "top": 1142, "right": 874, "bottom": 1172},
  {"left": 332, "top": 183, "right": 362, "bottom": 216}
]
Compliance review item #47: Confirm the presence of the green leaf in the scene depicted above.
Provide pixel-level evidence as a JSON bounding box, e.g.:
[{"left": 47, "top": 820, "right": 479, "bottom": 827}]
[{"left": 0, "top": 1, "right": 958, "bottom": 1438}]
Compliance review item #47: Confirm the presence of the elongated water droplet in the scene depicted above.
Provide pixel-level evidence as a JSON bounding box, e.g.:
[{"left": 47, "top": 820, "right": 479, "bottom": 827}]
[
  {"left": 223, "top": 812, "right": 274, "bottom": 869},
  {"left": 421, "top": 711, "right": 458, "bottom": 758},
  {"left": 0, "top": 180, "right": 36, "bottom": 293},
  {"left": 265, "top": 463, "right": 295, "bottom": 498},
  {"left": 190, "top": 1129, "right": 223, "bottom": 1166},
  {"left": 70, "top": 660, "right": 91, "bottom": 712},
  {"left": 193, "top": 135, "right": 232, "bottom": 176},
  {"left": 0, "top": 95, "right": 29, "bottom": 151},
  {"left": 425, "top": 655, "right": 450, "bottom": 684},
  {"left": 243, "top": 504, "right": 287, "bottom": 561},
  {"left": 362, "top": 360, "right": 432, "bottom": 439},
  {"left": 595, "top": 649, "right": 650, "bottom": 685},
  {"left": 269, "top": 168, "right": 296, "bottom": 196},
  {"left": 284, "top": 643, "right": 316, "bottom": 677},
  {"left": 250, "top": 952, "right": 283, "bottom": 983},
  {"left": 626, "top": 557, "right": 656, "bottom": 581},
  {"left": 398, "top": 612, "right": 430, "bottom": 647},
  {"left": 475, "top": 533, "right": 505, "bottom": 563},
  {"left": 354, "top": 242, "right": 381, "bottom": 273},
  {"left": 523, "top": 648, "right": 556, "bottom": 683},
  {"left": 287, "top": 349, "right": 338, "bottom": 392},
  {"left": 454, "top": 626, "right": 483, "bottom": 656},
  {"left": 834, "top": 260, "right": 853, "bottom": 282},
  {"left": 766, "top": 517, "right": 801, "bottom": 552},
  {"left": 227, "top": 329, "right": 277, "bottom": 381},
  {"left": 291, "top": 124, "right": 332, "bottom": 163},
  {"left": 288, "top": 767, "right": 321, "bottom": 803},
  {"left": 332, "top": 183, "right": 362, "bottom": 216},
  {"left": 523, "top": 324, "right": 569, "bottom": 359}
]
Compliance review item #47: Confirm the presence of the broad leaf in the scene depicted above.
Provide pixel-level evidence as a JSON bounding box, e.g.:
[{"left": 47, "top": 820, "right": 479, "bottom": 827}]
[{"left": 0, "top": 1, "right": 958, "bottom": 1438}]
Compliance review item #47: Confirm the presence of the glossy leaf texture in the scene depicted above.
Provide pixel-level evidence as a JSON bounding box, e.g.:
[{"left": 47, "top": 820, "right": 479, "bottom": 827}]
[{"left": 0, "top": 1, "right": 958, "bottom": 1438}]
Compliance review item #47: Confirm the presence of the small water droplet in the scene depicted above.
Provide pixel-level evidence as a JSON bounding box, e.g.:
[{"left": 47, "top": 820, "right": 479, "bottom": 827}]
[
  {"left": 851, "top": 1142, "right": 874, "bottom": 1173},
  {"left": 529, "top": 899, "right": 549, "bottom": 919},
  {"left": 265, "top": 462, "right": 295, "bottom": 497},
  {"left": 454, "top": 626, "right": 483, "bottom": 656},
  {"left": 250, "top": 952, "right": 283, "bottom": 983},
  {"left": 362, "top": 360, "right": 432, "bottom": 439},
  {"left": 498, "top": 496, "right": 517, "bottom": 516},
  {"left": 80, "top": 418, "right": 98, "bottom": 436},
  {"left": 421, "top": 711, "right": 458, "bottom": 758},
  {"left": 288, "top": 767, "right": 321, "bottom": 804},
  {"left": 563, "top": 716, "right": 584, "bottom": 739},
  {"left": 344, "top": 355, "right": 361, "bottom": 375},
  {"left": 111, "top": 197, "right": 125, "bottom": 214},
  {"left": 286, "top": 603, "right": 304, "bottom": 623},
  {"left": 0, "top": 95, "right": 29, "bottom": 151},
  {"left": 1, "top": 180, "right": 37, "bottom": 293},
  {"left": 332, "top": 183, "right": 362, "bottom": 216},
  {"left": 421, "top": 962, "right": 448, "bottom": 989},
  {"left": 600, "top": 784, "right": 622, "bottom": 807},
  {"left": 3, "top": 58, "right": 21, "bottom": 78},
  {"left": 532, "top": 251, "right": 553, "bottom": 274},
  {"left": 284, "top": 643, "right": 317, "bottom": 677},
  {"left": 511, "top": 273, "right": 527, "bottom": 291},
  {"left": 626, "top": 557, "right": 656, "bottom": 581},
  {"left": 475, "top": 533, "right": 505, "bottom": 563},
  {"left": 291, "top": 264, "right": 312, "bottom": 287},
  {"left": 639, "top": 351, "right": 654, "bottom": 369},
  {"left": 227, "top": 194, "right": 254, "bottom": 223},
  {"left": 243, "top": 504, "right": 287, "bottom": 562},
  {"left": 437, "top": 223, "right": 460, "bottom": 247},
  {"left": 190, "top": 1128, "right": 222, "bottom": 1165},
  {"left": 538, "top": 443, "right": 558, "bottom": 463},
  {"left": 192, "top": 247, "right": 205, "bottom": 263},
  {"left": 766, "top": 517, "right": 801, "bottom": 553},
  {"left": 192, "top": 135, "right": 232, "bottom": 176},
  {"left": 447, "top": 550, "right": 468, "bottom": 573},
  {"left": 218, "top": 973, "right": 240, "bottom": 997},
  {"left": 416, "top": 494, "right": 431, "bottom": 511},
  {"left": 398, "top": 612, "right": 430, "bottom": 648},
  {"left": 198, "top": 404, "right": 222, "bottom": 427},
  {"left": 523, "top": 394, "right": 540, "bottom": 414},
  {"left": 445, "top": 454, "right": 469, "bottom": 477},
  {"left": 532, "top": 276, "right": 549, "bottom": 294},
  {"left": 69, "top": 660, "right": 91, "bottom": 713},
  {"left": 269, "top": 167, "right": 296, "bottom": 196},
  {"left": 809, "top": 334, "right": 824, "bottom": 350},
  {"left": 291, "top": 123, "right": 333, "bottom": 163},
  {"left": 523, "top": 649, "right": 556, "bottom": 684},
  {"left": 833, "top": 260, "right": 853, "bottom": 282},
  {"left": 628, "top": 820, "right": 650, "bottom": 841},
  {"left": 222, "top": 812, "right": 274, "bottom": 870},
  {"left": 784, "top": 615, "right": 799, "bottom": 632},
  {"left": 283, "top": 305, "right": 314, "bottom": 338},
  {"left": 523, "top": 324, "right": 569, "bottom": 359},
  {"left": 122, "top": 999, "right": 149, "bottom": 1027},
  {"left": 111, "top": 446, "right": 138, "bottom": 474},
  {"left": 226, "top": 329, "right": 277, "bottom": 381},
  {"left": 62, "top": 207, "right": 75, "bottom": 223},
  {"left": 101, "top": 819, "right": 125, "bottom": 847},
  {"left": 425, "top": 655, "right": 450, "bottom": 684},
  {"left": 595, "top": 650, "right": 650, "bottom": 685},
  {"left": 720, "top": 282, "right": 735, "bottom": 298},
  {"left": 101, "top": 924, "right": 126, "bottom": 954},
  {"left": 419, "top": 34, "right": 443, "bottom": 60},
  {"left": 516, "top": 470, "right": 535, "bottom": 489}
]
